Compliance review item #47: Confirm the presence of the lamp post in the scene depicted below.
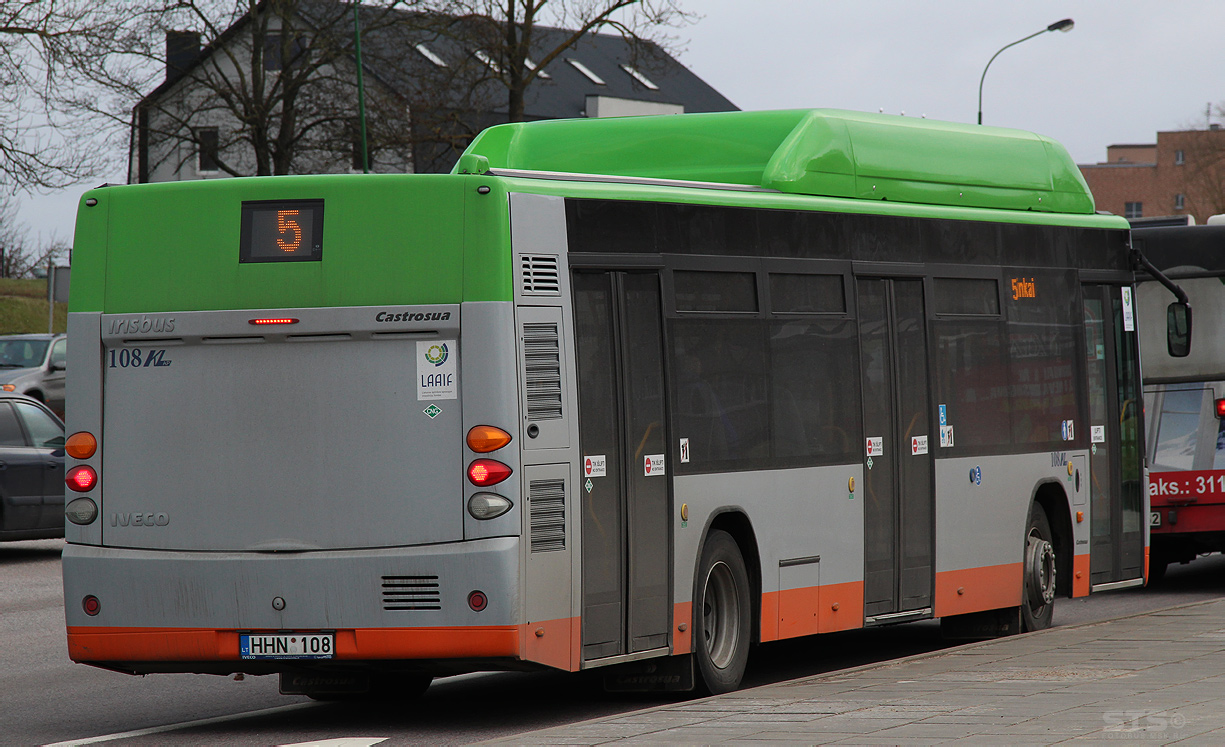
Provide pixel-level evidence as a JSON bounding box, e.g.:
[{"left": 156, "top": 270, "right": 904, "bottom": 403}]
[{"left": 977, "top": 18, "right": 1074, "bottom": 125}]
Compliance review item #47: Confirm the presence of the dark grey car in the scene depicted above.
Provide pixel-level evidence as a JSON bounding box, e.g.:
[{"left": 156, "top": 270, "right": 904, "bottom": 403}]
[
  {"left": 0, "top": 393, "right": 65, "bottom": 540},
  {"left": 0, "top": 334, "right": 66, "bottom": 418}
]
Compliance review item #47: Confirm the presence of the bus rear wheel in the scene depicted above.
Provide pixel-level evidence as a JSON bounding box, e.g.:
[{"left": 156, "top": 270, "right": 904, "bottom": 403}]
[
  {"left": 693, "top": 529, "right": 751, "bottom": 694},
  {"left": 1021, "top": 506, "right": 1056, "bottom": 631}
]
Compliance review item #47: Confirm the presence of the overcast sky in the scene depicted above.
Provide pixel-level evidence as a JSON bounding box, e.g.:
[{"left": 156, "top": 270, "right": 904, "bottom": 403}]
[{"left": 17, "top": 0, "right": 1225, "bottom": 248}]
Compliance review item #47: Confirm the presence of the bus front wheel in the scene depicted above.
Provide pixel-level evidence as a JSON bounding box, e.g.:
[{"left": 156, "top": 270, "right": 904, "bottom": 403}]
[
  {"left": 693, "top": 529, "right": 751, "bottom": 694},
  {"left": 1021, "top": 506, "right": 1056, "bottom": 631}
]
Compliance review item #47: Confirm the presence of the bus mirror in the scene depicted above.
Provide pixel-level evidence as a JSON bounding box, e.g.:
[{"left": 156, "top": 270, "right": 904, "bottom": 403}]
[{"left": 1167, "top": 302, "right": 1192, "bottom": 358}]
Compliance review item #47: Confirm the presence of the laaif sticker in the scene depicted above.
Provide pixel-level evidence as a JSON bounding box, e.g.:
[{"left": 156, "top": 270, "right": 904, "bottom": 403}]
[
  {"left": 866, "top": 437, "right": 883, "bottom": 457},
  {"left": 417, "top": 340, "right": 457, "bottom": 401},
  {"left": 911, "top": 435, "right": 928, "bottom": 456}
]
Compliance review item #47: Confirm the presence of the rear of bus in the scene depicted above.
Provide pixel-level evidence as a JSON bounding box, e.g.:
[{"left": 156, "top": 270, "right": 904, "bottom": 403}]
[
  {"left": 1135, "top": 224, "right": 1225, "bottom": 579},
  {"left": 61, "top": 174, "right": 531, "bottom": 689}
]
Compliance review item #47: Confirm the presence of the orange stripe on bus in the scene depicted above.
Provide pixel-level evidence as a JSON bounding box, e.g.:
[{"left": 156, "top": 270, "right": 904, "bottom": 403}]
[
  {"left": 1074, "top": 553, "right": 1091, "bottom": 597},
  {"left": 673, "top": 601, "right": 692, "bottom": 654},
  {"left": 67, "top": 625, "right": 521, "bottom": 662},
  {"left": 933, "top": 563, "right": 1022, "bottom": 617},
  {"left": 522, "top": 617, "right": 575, "bottom": 671},
  {"left": 819, "top": 581, "right": 863, "bottom": 634},
  {"left": 763, "top": 580, "right": 866, "bottom": 643}
]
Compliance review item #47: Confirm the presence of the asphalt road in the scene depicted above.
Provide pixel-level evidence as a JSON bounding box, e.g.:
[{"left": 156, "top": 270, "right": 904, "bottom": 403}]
[{"left": 4, "top": 539, "right": 1223, "bottom": 746}]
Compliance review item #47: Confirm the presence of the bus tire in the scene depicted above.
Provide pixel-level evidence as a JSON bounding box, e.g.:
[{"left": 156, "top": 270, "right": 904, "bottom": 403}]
[
  {"left": 1021, "top": 505, "right": 1056, "bottom": 631},
  {"left": 693, "top": 529, "right": 751, "bottom": 694}
]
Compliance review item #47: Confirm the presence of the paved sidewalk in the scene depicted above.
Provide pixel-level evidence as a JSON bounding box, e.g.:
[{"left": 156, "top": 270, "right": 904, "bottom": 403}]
[{"left": 488, "top": 599, "right": 1225, "bottom": 745}]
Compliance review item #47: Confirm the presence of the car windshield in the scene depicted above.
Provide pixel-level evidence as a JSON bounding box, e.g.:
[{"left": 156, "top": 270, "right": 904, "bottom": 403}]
[{"left": 0, "top": 340, "right": 49, "bottom": 368}]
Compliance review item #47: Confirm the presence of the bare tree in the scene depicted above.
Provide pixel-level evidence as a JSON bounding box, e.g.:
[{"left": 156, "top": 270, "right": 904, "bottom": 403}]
[
  {"left": 65, "top": 0, "right": 423, "bottom": 180},
  {"left": 427, "top": 0, "right": 694, "bottom": 123},
  {"left": 0, "top": 193, "right": 67, "bottom": 278},
  {"left": 0, "top": 1, "right": 126, "bottom": 191}
]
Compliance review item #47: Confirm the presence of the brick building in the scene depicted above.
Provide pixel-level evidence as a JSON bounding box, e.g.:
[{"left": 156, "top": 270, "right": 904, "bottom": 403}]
[{"left": 1079, "top": 127, "right": 1225, "bottom": 224}]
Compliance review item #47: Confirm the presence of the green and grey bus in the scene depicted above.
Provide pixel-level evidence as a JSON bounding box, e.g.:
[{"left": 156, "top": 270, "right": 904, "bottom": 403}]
[{"left": 62, "top": 109, "right": 1158, "bottom": 696}]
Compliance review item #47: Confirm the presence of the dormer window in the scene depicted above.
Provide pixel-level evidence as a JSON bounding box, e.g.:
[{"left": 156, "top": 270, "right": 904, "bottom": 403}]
[
  {"left": 568, "top": 58, "right": 605, "bottom": 85},
  {"left": 415, "top": 43, "right": 446, "bottom": 67},
  {"left": 620, "top": 65, "right": 659, "bottom": 90}
]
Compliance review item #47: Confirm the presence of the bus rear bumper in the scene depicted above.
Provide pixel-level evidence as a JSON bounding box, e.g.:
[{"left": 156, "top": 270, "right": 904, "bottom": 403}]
[{"left": 62, "top": 536, "right": 527, "bottom": 672}]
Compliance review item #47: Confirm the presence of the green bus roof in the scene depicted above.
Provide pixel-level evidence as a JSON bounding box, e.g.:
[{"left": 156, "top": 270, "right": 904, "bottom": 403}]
[{"left": 456, "top": 108, "right": 1095, "bottom": 215}]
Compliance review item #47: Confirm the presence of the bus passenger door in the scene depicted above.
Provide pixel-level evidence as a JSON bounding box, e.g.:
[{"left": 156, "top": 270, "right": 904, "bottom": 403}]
[
  {"left": 1083, "top": 285, "right": 1145, "bottom": 586},
  {"left": 857, "top": 277, "right": 935, "bottom": 620},
  {"left": 573, "top": 271, "right": 670, "bottom": 661}
]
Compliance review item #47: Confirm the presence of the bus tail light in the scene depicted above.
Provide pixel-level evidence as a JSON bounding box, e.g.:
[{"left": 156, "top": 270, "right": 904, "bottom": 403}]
[
  {"left": 468, "top": 492, "right": 513, "bottom": 520},
  {"left": 66, "top": 466, "right": 97, "bottom": 492},
  {"left": 467, "top": 459, "right": 512, "bottom": 487},
  {"left": 468, "top": 590, "right": 488, "bottom": 612},
  {"left": 1216, "top": 399, "right": 1225, "bottom": 419},
  {"left": 466, "top": 425, "right": 512, "bottom": 453},
  {"left": 67, "top": 432, "right": 98, "bottom": 459},
  {"left": 82, "top": 595, "right": 101, "bottom": 616},
  {"left": 66, "top": 498, "right": 99, "bottom": 525}
]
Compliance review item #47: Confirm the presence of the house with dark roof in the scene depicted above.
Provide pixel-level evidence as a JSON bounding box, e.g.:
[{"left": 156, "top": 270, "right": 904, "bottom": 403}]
[{"left": 129, "top": 1, "right": 738, "bottom": 182}]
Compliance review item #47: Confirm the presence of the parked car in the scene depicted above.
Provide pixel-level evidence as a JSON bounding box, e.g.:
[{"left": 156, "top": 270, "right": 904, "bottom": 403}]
[
  {"left": 0, "top": 393, "right": 65, "bottom": 540},
  {"left": 0, "top": 334, "right": 66, "bottom": 418}
]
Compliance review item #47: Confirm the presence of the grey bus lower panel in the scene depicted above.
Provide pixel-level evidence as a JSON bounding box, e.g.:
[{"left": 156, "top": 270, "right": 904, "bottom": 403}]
[{"left": 63, "top": 536, "right": 520, "bottom": 631}]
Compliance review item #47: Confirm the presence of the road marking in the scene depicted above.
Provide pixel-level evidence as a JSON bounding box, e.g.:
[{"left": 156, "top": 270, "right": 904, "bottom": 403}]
[
  {"left": 278, "top": 734, "right": 387, "bottom": 739},
  {"left": 42, "top": 702, "right": 318, "bottom": 746}
]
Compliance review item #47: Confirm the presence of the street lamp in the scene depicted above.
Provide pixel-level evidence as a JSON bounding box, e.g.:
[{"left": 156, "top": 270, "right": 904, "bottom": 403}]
[{"left": 977, "top": 18, "right": 1074, "bottom": 125}]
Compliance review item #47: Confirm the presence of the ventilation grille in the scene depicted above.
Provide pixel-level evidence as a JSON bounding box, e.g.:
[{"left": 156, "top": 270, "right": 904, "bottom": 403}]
[
  {"left": 523, "top": 323, "right": 563, "bottom": 420},
  {"left": 521, "top": 255, "right": 561, "bottom": 296},
  {"left": 530, "top": 478, "right": 566, "bottom": 552},
  {"left": 381, "top": 575, "right": 441, "bottom": 611}
]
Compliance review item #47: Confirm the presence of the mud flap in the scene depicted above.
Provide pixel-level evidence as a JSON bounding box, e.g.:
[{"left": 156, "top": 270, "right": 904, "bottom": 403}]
[{"left": 603, "top": 654, "right": 695, "bottom": 692}]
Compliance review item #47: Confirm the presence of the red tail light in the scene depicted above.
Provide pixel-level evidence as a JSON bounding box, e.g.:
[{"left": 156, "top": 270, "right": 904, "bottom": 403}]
[
  {"left": 66, "top": 466, "right": 97, "bottom": 492},
  {"left": 83, "top": 595, "right": 101, "bottom": 616},
  {"left": 248, "top": 318, "right": 299, "bottom": 325},
  {"left": 1216, "top": 399, "right": 1225, "bottom": 419},
  {"left": 467, "top": 459, "right": 512, "bottom": 487}
]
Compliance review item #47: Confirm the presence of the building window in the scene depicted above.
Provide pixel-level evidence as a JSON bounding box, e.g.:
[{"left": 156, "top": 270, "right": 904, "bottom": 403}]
[
  {"left": 197, "top": 127, "right": 219, "bottom": 172},
  {"left": 1175, "top": 193, "right": 1186, "bottom": 210},
  {"left": 1176, "top": 149, "right": 1185, "bottom": 165},
  {"left": 1124, "top": 202, "right": 1143, "bottom": 219},
  {"left": 620, "top": 64, "right": 659, "bottom": 90},
  {"left": 263, "top": 34, "right": 302, "bottom": 71},
  {"left": 568, "top": 58, "right": 605, "bottom": 85}
]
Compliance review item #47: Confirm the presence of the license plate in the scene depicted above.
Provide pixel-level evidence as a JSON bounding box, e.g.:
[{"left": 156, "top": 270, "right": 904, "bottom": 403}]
[
  {"left": 1150, "top": 511, "right": 1161, "bottom": 527},
  {"left": 240, "top": 633, "right": 334, "bottom": 660}
]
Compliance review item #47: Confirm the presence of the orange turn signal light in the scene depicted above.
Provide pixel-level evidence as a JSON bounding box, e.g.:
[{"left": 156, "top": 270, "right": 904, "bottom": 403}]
[
  {"left": 66, "top": 432, "right": 98, "bottom": 459},
  {"left": 0, "top": 384, "right": 14, "bottom": 392},
  {"left": 467, "top": 425, "right": 512, "bottom": 453}
]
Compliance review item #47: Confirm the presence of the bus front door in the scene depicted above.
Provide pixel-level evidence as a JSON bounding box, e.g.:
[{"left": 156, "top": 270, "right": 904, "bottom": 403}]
[
  {"left": 573, "top": 271, "right": 671, "bottom": 661},
  {"left": 857, "top": 277, "right": 935, "bottom": 620},
  {"left": 1083, "top": 285, "right": 1145, "bottom": 586}
]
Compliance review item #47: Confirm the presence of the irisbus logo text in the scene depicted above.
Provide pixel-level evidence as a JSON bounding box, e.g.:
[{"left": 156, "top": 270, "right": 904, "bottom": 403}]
[
  {"left": 108, "top": 315, "right": 175, "bottom": 335},
  {"left": 375, "top": 310, "right": 451, "bottom": 323}
]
